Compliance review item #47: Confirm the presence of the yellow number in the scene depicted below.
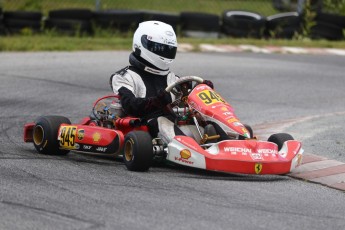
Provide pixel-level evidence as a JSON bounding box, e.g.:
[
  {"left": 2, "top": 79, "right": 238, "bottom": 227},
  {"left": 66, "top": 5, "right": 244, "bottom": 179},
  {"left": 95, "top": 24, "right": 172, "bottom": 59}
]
[
  {"left": 197, "top": 90, "right": 225, "bottom": 105},
  {"left": 59, "top": 126, "right": 77, "bottom": 148}
]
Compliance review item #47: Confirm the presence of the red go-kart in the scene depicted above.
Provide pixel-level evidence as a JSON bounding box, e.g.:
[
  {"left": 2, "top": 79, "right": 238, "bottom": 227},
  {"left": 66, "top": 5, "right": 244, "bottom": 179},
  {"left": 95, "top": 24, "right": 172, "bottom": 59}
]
[{"left": 24, "top": 76, "right": 303, "bottom": 174}]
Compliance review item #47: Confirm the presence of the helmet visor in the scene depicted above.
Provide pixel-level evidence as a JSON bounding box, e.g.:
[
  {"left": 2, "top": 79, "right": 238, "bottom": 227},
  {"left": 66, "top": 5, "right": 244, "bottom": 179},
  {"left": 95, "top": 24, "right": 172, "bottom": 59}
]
[{"left": 141, "top": 35, "right": 177, "bottom": 59}]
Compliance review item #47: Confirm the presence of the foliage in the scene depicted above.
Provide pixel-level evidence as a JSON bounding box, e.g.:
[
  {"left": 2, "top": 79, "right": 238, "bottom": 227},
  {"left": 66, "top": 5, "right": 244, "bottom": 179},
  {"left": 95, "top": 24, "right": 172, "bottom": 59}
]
[
  {"left": 299, "top": 0, "right": 317, "bottom": 39},
  {"left": 323, "top": 0, "right": 345, "bottom": 15}
]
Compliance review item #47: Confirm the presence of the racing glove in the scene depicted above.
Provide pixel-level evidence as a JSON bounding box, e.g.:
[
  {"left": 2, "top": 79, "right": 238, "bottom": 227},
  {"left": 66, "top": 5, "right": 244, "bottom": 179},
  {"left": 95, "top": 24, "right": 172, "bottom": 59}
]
[
  {"left": 203, "top": 80, "right": 214, "bottom": 89},
  {"left": 157, "top": 89, "right": 171, "bottom": 106},
  {"left": 144, "top": 90, "right": 171, "bottom": 111}
]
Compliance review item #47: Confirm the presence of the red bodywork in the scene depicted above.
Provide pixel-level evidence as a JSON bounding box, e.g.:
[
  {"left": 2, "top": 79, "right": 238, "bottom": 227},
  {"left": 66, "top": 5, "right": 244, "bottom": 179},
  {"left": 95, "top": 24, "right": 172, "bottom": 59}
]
[{"left": 23, "top": 94, "right": 148, "bottom": 155}]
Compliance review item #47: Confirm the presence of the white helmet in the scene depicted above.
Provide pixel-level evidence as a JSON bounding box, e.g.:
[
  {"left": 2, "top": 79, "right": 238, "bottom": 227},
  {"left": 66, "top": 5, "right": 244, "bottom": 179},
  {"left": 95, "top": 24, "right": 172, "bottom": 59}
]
[{"left": 133, "top": 21, "right": 178, "bottom": 71}]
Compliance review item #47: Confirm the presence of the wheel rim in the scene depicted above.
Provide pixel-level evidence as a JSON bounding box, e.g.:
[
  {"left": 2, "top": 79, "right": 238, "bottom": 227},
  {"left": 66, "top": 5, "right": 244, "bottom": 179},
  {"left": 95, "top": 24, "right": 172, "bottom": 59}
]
[
  {"left": 33, "top": 125, "right": 44, "bottom": 146},
  {"left": 124, "top": 140, "right": 133, "bottom": 162}
]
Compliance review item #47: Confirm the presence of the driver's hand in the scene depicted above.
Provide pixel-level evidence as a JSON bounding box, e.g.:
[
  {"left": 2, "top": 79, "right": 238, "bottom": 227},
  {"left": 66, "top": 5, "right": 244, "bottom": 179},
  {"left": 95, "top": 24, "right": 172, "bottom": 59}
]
[
  {"left": 157, "top": 89, "right": 171, "bottom": 106},
  {"left": 203, "top": 80, "right": 214, "bottom": 89}
]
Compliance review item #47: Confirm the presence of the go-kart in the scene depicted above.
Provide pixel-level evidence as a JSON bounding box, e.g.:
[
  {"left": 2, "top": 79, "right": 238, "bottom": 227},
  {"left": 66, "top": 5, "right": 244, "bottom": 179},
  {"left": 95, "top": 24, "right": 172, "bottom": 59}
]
[{"left": 24, "top": 76, "right": 303, "bottom": 174}]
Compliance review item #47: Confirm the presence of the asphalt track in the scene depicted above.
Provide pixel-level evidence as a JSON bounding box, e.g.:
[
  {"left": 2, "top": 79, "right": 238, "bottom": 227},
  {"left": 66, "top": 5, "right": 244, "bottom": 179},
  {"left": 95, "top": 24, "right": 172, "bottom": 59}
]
[{"left": 1, "top": 51, "right": 345, "bottom": 230}]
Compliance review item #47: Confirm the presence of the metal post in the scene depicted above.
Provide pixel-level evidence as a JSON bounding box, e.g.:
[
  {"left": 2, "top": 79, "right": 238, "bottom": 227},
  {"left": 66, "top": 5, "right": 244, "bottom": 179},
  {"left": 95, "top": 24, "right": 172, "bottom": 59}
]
[
  {"left": 95, "top": 0, "right": 101, "bottom": 11},
  {"left": 297, "top": 0, "right": 305, "bottom": 14}
]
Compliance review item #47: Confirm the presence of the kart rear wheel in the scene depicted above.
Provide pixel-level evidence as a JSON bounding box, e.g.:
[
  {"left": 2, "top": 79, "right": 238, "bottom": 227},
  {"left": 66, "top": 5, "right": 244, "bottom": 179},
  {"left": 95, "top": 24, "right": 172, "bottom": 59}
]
[
  {"left": 33, "top": 116, "right": 71, "bottom": 155},
  {"left": 123, "top": 131, "right": 153, "bottom": 172},
  {"left": 268, "top": 133, "right": 294, "bottom": 151}
]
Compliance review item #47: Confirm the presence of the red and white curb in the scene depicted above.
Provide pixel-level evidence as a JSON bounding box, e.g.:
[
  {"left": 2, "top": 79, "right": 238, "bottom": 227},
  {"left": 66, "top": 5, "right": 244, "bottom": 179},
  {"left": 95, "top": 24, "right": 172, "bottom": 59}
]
[
  {"left": 253, "top": 116, "right": 345, "bottom": 192},
  {"left": 289, "top": 154, "right": 345, "bottom": 191},
  {"left": 178, "top": 43, "right": 345, "bottom": 56}
]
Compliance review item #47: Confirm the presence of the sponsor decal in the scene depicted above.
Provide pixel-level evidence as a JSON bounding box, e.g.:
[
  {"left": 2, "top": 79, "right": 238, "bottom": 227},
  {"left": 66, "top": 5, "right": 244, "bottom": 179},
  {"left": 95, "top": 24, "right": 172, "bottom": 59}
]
[
  {"left": 221, "top": 107, "right": 228, "bottom": 111},
  {"left": 255, "top": 163, "right": 263, "bottom": 174},
  {"left": 83, "top": 145, "right": 92, "bottom": 150},
  {"left": 223, "top": 112, "right": 232, "bottom": 116},
  {"left": 77, "top": 129, "right": 85, "bottom": 140},
  {"left": 96, "top": 147, "right": 108, "bottom": 152},
  {"left": 251, "top": 153, "right": 263, "bottom": 160},
  {"left": 165, "top": 31, "right": 173, "bottom": 36},
  {"left": 233, "top": 122, "right": 242, "bottom": 127},
  {"left": 175, "top": 149, "right": 194, "bottom": 165},
  {"left": 224, "top": 147, "right": 252, "bottom": 153},
  {"left": 257, "top": 149, "right": 278, "bottom": 154},
  {"left": 227, "top": 117, "right": 239, "bottom": 123},
  {"left": 74, "top": 143, "right": 80, "bottom": 150},
  {"left": 180, "top": 149, "right": 191, "bottom": 159},
  {"left": 175, "top": 156, "right": 194, "bottom": 165},
  {"left": 279, "top": 151, "right": 288, "bottom": 158},
  {"left": 144, "top": 67, "right": 161, "bottom": 74},
  {"left": 93, "top": 132, "right": 101, "bottom": 142}
]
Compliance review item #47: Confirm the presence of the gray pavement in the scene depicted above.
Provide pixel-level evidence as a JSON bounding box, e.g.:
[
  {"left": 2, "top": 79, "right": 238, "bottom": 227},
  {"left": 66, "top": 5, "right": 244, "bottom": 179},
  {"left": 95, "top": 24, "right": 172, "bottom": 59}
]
[{"left": 0, "top": 51, "right": 345, "bottom": 230}]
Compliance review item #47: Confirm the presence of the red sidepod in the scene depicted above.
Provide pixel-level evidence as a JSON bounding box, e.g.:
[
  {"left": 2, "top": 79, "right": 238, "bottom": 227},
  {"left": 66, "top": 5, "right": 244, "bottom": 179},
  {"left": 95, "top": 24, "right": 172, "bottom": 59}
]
[{"left": 58, "top": 124, "right": 124, "bottom": 155}]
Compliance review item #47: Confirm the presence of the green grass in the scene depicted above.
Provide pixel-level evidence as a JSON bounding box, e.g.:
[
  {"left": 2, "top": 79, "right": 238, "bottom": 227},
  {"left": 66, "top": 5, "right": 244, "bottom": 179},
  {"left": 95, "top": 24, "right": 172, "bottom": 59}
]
[
  {"left": 1, "top": 34, "right": 345, "bottom": 52},
  {"left": 0, "top": 35, "right": 132, "bottom": 51},
  {"left": 2, "top": 0, "right": 278, "bottom": 16}
]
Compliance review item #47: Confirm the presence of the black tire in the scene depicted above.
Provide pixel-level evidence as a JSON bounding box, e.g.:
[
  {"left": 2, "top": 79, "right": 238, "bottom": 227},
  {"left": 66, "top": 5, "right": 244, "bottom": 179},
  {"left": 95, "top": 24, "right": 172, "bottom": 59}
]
[
  {"left": 221, "top": 10, "right": 265, "bottom": 38},
  {"left": 315, "top": 12, "right": 345, "bottom": 29},
  {"left": 92, "top": 10, "right": 144, "bottom": 32},
  {"left": 44, "top": 18, "right": 92, "bottom": 35},
  {"left": 265, "top": 12, "right": 302, "bottom": 39},
  {"left": 4, "top": 18, "right": 41, "bottom": 32},
  {"left": 268, "top": 133, "right": 294, "bottom": 151},
  {"left": 311, "top": 21, "right": 344, "bottom": 41},
  {"left": 123, "top": 131, "right": 153, "bottom": 172},
  {"left": 244, "top": 124, "right": 254, "bottom": 138},
  {"left": 180, "top": 12, "right": 220, "bottom": 32},
  {"left": 3, "top": 11, "right": 42, "bottom": 20},
  {"left": 143, "top": 11, "right": 180, "bottom": 32},
  {"left": 238, "top": 124, "right": 254, "bottom": 140},
  {"left": 33, "top": 116, "right": 71, "bottom": 155},
  {"left": 48, "top": 9, "right": 93, "bottom": 20}
]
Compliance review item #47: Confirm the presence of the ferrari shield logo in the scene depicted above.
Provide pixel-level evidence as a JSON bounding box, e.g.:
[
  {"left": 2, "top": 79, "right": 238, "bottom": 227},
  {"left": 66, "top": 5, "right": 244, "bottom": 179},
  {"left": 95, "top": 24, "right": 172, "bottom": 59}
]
[{"left": 255, "top": 163, "right": 263, "bottom": 174}]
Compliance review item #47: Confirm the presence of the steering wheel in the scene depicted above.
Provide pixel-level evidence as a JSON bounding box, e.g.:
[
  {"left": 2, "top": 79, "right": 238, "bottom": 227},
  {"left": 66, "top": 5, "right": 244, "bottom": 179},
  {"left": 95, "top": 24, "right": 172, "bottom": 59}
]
[
  {"left": 165, "top": 76, "right": 204, "bottom": 97},
  {"left": 163, "top": 76, "right": 204, "bottom": 118}
]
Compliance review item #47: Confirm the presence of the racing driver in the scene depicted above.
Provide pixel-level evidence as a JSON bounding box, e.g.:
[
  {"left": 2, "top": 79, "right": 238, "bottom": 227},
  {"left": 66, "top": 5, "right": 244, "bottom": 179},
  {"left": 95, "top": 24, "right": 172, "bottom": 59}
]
[{"left": 110, "top": 20, "right": 213, "bottom": 143}]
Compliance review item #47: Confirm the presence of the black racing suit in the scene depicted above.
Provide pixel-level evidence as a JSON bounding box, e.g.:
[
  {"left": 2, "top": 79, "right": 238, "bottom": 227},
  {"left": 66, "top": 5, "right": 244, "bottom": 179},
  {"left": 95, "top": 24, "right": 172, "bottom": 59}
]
[{"left": 110, "top": 53, "right": 184, "bottom": 138}]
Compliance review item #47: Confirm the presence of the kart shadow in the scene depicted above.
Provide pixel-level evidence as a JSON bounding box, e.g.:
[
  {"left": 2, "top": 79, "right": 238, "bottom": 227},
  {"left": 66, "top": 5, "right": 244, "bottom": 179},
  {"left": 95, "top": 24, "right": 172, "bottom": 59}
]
[
  {"left": 164, "top": 163, "right": 289, "bottom": 182},
  {"left": 21, "top": 148, "right": 123, "bottom": 166},
  {"left": 22, "top": 149, "right": 288, "bottom": 182}
]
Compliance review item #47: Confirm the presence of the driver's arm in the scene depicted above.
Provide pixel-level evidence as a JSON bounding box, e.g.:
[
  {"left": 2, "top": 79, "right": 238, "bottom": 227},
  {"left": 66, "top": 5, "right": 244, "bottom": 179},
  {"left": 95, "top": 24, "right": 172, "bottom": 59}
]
[
  {"left": 112, "top": 72, "right": 170, "bottom": 117},
  {"left": 118, "top": 87, "right": 168, "bottom": 117}
]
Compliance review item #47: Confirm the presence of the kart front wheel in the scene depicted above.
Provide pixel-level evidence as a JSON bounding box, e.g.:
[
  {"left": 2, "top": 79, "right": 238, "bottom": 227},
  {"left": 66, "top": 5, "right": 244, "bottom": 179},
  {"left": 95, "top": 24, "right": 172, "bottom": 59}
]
[
  {"left": 123, "top": 131, "right": 153, "bottom": 172},
  {"left": 33, "top": 116, "right": 71, "bottom": 155},
  {"left": 268, "top": 133, "right": 294, "bottom": 151}
]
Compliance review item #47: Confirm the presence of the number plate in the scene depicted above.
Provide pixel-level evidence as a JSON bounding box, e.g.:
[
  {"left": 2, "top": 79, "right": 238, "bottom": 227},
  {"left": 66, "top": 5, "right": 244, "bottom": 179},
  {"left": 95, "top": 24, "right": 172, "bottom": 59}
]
[
  {"left": 59, "top": 126, "right": 77, "bottom": 149},
  {"left": 197, "top": 90, "right": 225, "bottom": 105}
]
